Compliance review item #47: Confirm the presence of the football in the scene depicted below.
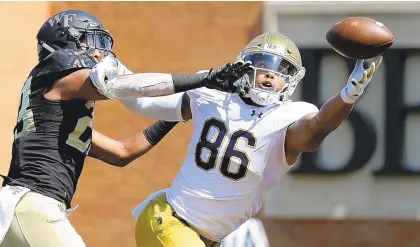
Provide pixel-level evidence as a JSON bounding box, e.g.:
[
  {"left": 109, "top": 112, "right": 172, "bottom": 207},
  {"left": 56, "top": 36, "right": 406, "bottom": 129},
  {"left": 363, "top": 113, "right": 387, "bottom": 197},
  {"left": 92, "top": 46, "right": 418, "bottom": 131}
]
[{"left": 326, "top": 17, "right": 394, "bottom": 59}]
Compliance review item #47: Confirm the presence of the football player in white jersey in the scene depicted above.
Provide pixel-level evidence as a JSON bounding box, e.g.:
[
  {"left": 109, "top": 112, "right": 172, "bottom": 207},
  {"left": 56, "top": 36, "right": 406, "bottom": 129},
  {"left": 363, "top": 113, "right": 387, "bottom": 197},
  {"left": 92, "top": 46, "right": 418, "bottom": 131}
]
[{"left": 123, "top": 32, "right": 382, "bottom": 247}]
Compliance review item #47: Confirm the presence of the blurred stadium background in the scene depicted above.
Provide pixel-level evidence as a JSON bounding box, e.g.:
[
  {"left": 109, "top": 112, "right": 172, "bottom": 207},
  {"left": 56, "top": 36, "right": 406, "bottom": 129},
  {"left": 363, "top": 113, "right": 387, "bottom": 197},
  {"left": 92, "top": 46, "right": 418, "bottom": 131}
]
[{"left": 1, "top": 1, "right": 420, "bottom": 246}]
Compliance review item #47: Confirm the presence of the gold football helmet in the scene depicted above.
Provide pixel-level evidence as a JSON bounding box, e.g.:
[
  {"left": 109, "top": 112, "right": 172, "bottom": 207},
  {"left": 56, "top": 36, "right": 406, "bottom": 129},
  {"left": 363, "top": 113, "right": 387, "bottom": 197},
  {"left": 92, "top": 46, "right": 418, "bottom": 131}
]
[{"left": 236, "top": 32, "right": 305, "bottom": 106}]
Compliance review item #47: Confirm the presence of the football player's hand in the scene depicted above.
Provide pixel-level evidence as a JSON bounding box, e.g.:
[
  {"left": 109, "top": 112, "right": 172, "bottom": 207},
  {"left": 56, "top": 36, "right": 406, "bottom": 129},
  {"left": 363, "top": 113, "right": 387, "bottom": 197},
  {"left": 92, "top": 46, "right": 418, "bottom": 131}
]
[
  {"left": 203, "top": 61, "right": 253, "bottom": 92},
  {"left": 90, "top": 56, "right": 132, "bottom": 97},
  {"left": 341, "top": 56, "right": 382, "bottom": 104}
]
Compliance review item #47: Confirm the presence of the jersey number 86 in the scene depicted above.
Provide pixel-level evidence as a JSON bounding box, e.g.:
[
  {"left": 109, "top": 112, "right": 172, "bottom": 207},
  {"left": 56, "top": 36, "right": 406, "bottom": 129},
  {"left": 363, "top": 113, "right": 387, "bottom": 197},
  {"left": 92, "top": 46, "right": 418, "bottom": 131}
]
[{"left": 195, "top": 118, "right": 257, "bottom": 181}]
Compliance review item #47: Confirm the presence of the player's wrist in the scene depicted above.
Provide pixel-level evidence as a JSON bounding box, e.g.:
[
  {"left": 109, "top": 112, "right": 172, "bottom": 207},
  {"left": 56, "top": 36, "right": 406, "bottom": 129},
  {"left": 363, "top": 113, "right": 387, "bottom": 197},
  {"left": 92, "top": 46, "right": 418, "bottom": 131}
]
[
  {"left": 340, "top": 86, "right": 359, "bottom": 104},
  {"left": 172, "top": 73, "right": 207, "bottom": 93},
  {"left": 143, "top": 120, "right": 178, "bottom": 146}
]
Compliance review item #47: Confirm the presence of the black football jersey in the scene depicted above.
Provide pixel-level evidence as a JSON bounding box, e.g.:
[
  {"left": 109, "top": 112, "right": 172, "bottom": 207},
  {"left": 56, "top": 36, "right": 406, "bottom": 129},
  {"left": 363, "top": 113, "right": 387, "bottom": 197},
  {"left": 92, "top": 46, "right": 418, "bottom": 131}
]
[{"left": 4, "top": 49, "right": 97, "bottom": 208}]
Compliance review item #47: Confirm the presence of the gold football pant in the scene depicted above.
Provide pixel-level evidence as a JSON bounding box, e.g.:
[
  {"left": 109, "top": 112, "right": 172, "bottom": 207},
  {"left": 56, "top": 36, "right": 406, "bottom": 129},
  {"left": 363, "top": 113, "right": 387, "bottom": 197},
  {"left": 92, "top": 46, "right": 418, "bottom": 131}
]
[{"left": 135, "top": 193, "right": 220, "bottom": 247}]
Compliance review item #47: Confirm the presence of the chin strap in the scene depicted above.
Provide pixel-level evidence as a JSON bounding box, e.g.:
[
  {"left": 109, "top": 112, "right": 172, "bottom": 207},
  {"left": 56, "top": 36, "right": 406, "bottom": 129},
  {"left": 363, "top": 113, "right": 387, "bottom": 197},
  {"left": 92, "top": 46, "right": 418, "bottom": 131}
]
[{"left": 40, "top": 41, "right": 56, "bottom": 53}]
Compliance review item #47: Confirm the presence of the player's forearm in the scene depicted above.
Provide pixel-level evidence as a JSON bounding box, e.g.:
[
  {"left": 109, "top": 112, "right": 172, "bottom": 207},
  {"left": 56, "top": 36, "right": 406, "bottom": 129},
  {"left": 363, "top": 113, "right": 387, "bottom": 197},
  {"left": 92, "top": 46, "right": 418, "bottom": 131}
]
[
  {"left": 311, "top": 93, "right": 353, "bottom": 140},
  {"left": 116, "top": 133, "right": 154, "bottom": 166},
  {"left": 98, "top": 72, "right": 208, "bottom": 99},
  {"left": 120, "top": 120, "right": 179, "bottom": 165},
  {"left": 121, "top": 93, "right": 186, "bottom": 122},
  {"left": 90, "top": 121, "right": 178, "bottom": 167},
  {"left": 89, "top": 131, "right": 134, "bottom": 167}
]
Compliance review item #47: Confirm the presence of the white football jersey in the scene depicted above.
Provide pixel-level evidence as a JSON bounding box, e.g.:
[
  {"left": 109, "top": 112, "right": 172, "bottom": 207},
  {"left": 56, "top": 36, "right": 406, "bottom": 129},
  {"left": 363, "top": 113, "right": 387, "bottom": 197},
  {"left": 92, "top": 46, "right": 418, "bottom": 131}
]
[{"left": 166, "top": 87, "right": 318, "bottom": 241}]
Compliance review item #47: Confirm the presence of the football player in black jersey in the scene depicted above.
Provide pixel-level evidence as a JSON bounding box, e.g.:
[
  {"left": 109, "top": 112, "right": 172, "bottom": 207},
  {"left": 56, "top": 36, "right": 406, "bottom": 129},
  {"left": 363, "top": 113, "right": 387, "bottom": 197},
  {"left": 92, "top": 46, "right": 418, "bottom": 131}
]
[{"left": 0, "top": 10, "right": 252, "bottom": 247}]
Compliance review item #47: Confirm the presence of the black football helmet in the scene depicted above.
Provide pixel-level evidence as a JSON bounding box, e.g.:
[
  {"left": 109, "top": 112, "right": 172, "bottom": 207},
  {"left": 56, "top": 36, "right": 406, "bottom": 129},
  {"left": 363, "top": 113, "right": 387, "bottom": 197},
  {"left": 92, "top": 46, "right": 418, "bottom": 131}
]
[{"left": 36, "top": 10, "right": 114, "bottom": 61}]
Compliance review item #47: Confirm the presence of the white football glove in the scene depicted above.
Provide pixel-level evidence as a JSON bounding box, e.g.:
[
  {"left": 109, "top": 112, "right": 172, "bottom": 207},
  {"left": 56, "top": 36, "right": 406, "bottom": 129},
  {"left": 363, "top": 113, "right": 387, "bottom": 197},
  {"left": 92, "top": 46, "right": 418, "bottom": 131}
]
[
  {"left": 90, "top": 56, "right": 133, "bottom": 98},
  {"left": 340, "top": 56, "right": 382, "bottom": 104}
]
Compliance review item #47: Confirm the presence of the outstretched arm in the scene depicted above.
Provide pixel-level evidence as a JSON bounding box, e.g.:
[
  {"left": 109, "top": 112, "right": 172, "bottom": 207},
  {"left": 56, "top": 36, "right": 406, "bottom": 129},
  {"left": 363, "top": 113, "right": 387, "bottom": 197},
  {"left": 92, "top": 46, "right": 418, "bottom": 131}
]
[
  {"left": 88, "top": 120, "right": 178, "bottom": 167},
  {"left": 285, "top": 57, "right": 382, "bottom": 165},
  {"left": 89, "top": 57, "right": 253, "bottom": 100},
  {"left": 45, "top": 58, "right": 252, "bottom": 102}
]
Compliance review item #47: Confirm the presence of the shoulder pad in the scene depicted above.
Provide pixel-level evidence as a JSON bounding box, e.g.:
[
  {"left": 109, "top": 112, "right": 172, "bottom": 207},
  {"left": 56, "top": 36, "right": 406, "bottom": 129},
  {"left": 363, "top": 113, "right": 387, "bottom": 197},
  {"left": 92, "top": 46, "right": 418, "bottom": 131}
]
[{"left": 36, "top": 49, "right": 97, "bottom": 78}]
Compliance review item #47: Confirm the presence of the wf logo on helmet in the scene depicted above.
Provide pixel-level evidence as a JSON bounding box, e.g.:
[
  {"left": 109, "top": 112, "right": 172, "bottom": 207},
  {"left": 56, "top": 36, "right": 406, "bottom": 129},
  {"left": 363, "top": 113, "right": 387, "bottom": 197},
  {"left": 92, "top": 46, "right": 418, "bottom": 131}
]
[{"left": 48, "top": 13, "right": 76, "bottom": 27}]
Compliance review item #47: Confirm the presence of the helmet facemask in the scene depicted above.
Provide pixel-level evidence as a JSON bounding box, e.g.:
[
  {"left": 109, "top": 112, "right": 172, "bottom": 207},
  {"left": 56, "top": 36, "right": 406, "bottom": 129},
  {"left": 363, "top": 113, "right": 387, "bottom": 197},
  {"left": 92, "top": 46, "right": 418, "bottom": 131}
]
[
  {"left": 237, "top": 52, "right": 305, "bottom": 106},
  {"left": 79, "top": 29, "right": 114, "bottom": 58}
]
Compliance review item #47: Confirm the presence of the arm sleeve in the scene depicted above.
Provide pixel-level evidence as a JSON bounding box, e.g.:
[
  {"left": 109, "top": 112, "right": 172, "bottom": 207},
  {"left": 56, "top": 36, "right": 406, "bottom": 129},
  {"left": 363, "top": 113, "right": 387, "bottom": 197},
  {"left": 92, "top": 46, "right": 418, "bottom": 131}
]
[
  {"left": 121, "top": 93, "right": 185, "bottom": 121},
  {"left": 89, "top": 57, "right": 209, "bottom": 99}
]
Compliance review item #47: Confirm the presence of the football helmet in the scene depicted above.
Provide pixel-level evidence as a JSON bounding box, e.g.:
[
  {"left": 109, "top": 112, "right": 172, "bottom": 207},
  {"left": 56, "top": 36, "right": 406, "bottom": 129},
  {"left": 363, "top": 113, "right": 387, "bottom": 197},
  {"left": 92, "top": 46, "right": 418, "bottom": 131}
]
[
  {"left": 236, "top": 32, "right": 305, "bottom": 106},
  {"left": 36, "top": 10, "right": 114, "bottom": 61}
]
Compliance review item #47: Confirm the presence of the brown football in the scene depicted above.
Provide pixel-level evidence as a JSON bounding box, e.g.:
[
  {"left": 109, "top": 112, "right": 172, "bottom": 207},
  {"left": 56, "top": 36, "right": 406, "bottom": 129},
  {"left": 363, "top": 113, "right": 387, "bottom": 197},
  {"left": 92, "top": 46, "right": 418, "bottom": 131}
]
[{"left": 326, "top": 17, "right": 394, "bottom": 59}]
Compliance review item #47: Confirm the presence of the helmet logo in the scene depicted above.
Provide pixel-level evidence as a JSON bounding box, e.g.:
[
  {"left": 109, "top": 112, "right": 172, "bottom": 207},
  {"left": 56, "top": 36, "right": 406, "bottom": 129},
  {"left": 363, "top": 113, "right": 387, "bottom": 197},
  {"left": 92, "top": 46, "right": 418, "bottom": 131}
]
[
  {"left": 264, "top": 43, "right": 285, "bottom": 53},
  {"left": 48, "top": 13, "right": 76, "bottom": 28},
  {"left": 251, "top": 110, "right": 263, "bottom": 118}
]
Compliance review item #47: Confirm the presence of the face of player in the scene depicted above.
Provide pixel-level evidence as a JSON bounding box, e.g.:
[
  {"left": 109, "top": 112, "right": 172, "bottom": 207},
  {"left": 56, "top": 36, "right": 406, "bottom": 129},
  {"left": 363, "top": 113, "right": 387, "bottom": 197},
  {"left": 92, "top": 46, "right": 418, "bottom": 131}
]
[
  {"left": 243, "top": 53, "right": 298, "bottom": 94},
  {"left": 80, "top": 32, "right": 114, "bottom": 63},
  {"left": 254, "top": 69, "right": 286, "bottom": 92}
]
